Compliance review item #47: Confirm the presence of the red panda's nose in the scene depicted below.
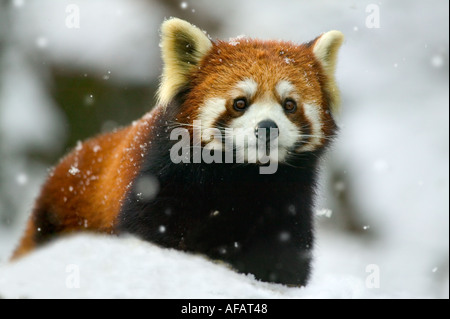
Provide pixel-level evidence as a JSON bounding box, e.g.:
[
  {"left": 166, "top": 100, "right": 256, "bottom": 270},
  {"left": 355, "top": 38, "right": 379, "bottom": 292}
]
[{"left": 255, "top": 120, "right": 279, "bottom": 142}]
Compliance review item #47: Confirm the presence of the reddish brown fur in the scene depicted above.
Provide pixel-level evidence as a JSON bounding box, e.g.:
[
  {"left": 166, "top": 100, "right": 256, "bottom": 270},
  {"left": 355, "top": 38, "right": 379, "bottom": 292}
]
[{"left": 11, "top": 109, "right": 161, "bottom": 259}]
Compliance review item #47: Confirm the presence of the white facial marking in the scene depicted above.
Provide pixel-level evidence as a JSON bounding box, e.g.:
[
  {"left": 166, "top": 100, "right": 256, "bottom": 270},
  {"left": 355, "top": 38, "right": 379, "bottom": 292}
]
[
  {"left": 197, "top": 98, "right": 227, "bottom": 144},
  {"left": 298, "top": 103, "right": 324, "bottom": 152},
  {"left": 233, "top": 78, "right": 258, "bottom": 99},
  {"left": 276, "top": 80, "right": 298, "bottom": 101}
]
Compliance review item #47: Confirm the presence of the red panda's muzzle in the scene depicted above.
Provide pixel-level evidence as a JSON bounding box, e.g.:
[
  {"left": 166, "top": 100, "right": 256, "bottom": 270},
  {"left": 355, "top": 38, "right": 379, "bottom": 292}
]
[{"left": 254, "top": 120, "right": 279, "bottom": 143}]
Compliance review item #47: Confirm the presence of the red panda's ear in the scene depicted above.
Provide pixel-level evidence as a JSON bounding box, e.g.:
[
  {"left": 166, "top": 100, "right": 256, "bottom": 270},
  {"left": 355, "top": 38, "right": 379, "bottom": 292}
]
[
  {"left": 312, "top": 30, "right": 344, "bottom": 116},
  {"left": 157, "top": 18, "right": 213, "bottom": 107}
]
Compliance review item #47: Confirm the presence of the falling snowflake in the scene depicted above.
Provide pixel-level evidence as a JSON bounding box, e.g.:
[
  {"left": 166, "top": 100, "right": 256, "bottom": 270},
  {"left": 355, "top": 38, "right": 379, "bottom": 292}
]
[
  {"left": 284, "top": 57, "right": 295, "bottom": 64},
  {"left": 431, "top": 54, "right": 444, "bottom": 68},
  {"left": 69, "top": 166, "right": 80, "bottom": 175},
  {"left": 75, "top": 141, "right": 83, "bottom": 152},
  {"left": 316, "top": 208, "right": 333, "bottom": 218},
  {"left": 228, "top": 35, "right": 245, "bottom": 46},
  {"left": 278, "top": 231, "right": 291, "bottom": 242},
  {"left": 13, "top": 0, "right": 25, "bottom": 7},
  {"left": 16, "top": 173, "right": 28, "bottom": 185},
  {"left": 35, "top": 36, "right": 48, "bottom": 49}
]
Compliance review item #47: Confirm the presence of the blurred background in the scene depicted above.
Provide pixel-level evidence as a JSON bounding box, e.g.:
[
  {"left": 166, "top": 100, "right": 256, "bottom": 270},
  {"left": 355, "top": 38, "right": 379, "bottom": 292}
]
[{"left": 0, "top": 0, "right": 448, "bottom": 298}]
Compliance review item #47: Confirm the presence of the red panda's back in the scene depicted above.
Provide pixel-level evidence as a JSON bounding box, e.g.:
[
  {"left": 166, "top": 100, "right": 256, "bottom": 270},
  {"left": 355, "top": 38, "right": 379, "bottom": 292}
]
[{"left": 11, "top": 109, "right": 159, "bottom": 259}]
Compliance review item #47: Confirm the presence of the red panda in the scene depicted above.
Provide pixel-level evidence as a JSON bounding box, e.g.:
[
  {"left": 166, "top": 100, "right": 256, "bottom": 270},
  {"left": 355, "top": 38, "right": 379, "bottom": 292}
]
[{"left": 12, "top": 18, "right": 344, "bottom": 286}]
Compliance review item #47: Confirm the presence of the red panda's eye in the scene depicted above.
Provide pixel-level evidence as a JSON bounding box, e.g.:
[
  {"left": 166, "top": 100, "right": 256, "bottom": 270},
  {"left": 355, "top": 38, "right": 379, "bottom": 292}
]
[
  {"left": 283, "top": 99, "right": 297, "bottom": 113},
  {"left": 233, "top": 98, "right": 248, "bottom": 111}
]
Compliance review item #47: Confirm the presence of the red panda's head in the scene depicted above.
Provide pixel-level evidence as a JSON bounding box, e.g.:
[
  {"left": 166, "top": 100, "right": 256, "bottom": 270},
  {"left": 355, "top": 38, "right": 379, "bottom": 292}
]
[{"left": 158, "top": 18, "right": 344, "bottom": 164}]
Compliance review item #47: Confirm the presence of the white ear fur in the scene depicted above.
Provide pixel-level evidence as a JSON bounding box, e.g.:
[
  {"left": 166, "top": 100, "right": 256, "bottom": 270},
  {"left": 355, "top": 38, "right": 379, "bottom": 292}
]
[
  {"left": 157, "top": 18, "right": 213, "bottom": 107},
  {"left": 312, "top": 30, "right": 344, "bottom": 115}
]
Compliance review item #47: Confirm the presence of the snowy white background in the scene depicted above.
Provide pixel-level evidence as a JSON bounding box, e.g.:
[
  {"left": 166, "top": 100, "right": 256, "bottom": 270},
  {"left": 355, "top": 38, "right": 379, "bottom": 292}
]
[{"left": 0, "top": 0, "right": 448, "bottom": 299}]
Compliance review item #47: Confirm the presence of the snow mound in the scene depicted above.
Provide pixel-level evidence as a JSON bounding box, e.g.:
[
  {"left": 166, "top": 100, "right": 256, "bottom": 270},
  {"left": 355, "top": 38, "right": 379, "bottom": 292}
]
[{"left": 0, "top": 234, "right": 389, "bottom": 299}]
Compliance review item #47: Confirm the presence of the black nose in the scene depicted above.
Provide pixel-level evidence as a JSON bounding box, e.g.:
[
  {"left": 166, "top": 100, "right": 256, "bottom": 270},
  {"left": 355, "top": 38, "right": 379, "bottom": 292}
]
[{"left": 255, "top": 120, "right": 279, "bottom": 141}]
